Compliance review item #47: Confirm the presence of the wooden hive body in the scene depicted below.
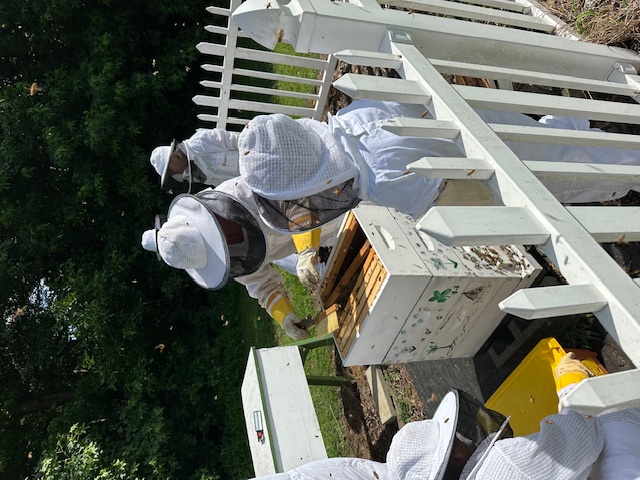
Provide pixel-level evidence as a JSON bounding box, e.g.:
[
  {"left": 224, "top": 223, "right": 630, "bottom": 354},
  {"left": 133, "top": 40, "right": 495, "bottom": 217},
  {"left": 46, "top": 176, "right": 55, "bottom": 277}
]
[{"left": 320, "top": 205, "right": 542, "bottom": 366}]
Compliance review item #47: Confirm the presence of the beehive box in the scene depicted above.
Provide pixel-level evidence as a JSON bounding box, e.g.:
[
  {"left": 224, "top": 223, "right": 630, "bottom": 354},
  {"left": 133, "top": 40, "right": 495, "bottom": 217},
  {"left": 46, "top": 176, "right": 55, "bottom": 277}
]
[{"left": 320, "top": 205, "right": 542, "bottom": 367}]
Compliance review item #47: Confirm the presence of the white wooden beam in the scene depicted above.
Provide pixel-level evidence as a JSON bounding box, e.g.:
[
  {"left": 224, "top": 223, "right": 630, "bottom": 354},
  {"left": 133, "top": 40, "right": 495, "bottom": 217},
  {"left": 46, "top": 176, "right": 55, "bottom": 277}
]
[
  {"left": 200, "top": 81, "right": 319, "bottom": 100},
  {"left": 408, "top": 157, "right": 494, "bottom": 179},
  {"left": 567, "top": 207, "right": 640, "bottom": 243},
  {"left": 561, "top": 370, "right": 640, "bottom": 415},
  {"left": 333, "top": 74, "right": 431, "bottom": 104},
  {"left": 428, "top": 59, "right": 640, "bottom": 97},
  {"left": 381, "top": 117, "right": 460, "bottom": 138},
  {"left": 456, "top": 85, "right": 640, "bottom": 125},
  {"left": 334, "top": 49, "right": 403, "bottom": 70},
  {"left": 492, "top": 124, "right": 640, "bottom": 149},
  {"left": 408, "top": 158, "right": 640, "bottom": 185},
  {"left": 193, "top": 95, "right": 317, "bottom": 118},
  {"left": 416, "top": 206, "right": 550, "bottom": 246},
  {"left": 206, "top": 5, "right": 231, "bottom": 16},
  {"left": 498, "top": 284, "right": 607, "bottom": 320},
  {"left": 380, "top": 0, "right": 554, "bottom": 32},
  {"left": 436, "top": 0, "right": 528, "bottom": 14}
]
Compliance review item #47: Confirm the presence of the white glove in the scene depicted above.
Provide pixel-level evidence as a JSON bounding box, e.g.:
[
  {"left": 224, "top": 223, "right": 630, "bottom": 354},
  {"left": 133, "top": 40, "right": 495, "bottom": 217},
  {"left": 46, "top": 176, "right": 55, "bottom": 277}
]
[
  {"left": 296, "top": 248, "right": 321, "bottom": 290},
  {"left": 283, "top": 313, "right": 310, "bottom": 340}
]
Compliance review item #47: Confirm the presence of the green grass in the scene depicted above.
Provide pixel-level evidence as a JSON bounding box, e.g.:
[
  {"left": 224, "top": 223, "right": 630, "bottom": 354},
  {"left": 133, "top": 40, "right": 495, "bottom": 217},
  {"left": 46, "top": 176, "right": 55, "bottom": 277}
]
[{"left": 272, "top": 43, "right": 321, "bottom": 108}]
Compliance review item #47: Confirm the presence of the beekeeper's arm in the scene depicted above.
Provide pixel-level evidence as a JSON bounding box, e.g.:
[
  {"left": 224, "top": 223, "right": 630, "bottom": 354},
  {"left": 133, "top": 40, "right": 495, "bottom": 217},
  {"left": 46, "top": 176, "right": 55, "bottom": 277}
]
[
  {"left": 292, "top": 229, "right": 322, "bottom": 290},
  {"left": 187, "top": 128, "right": 240, "bottom": 153},
  {"left": 235, "top": 265, "right": 309, "bottom": 340}
]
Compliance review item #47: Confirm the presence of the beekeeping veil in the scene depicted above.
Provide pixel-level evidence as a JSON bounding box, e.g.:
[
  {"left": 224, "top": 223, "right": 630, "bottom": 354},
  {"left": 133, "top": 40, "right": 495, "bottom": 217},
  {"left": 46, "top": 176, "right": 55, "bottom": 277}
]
[
  {"left": 238, "top": 114, "right": 360, "bottom": 233},
  {"left": 386, "top": 389, "right": 513, "bottom": 480},
  {"left": 158, "top": 189, "right": 267, "bottom": 289},
  {"left": 150, "top": 139, "right": 197, "bottom": 193}
]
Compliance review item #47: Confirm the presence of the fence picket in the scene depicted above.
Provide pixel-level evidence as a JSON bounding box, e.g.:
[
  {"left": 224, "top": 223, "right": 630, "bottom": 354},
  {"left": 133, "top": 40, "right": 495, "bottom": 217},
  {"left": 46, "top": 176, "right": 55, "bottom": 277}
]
[
  {"left": 498, "top": 284, "right": 608, "bottom": 319},
  {"left": 456, "top": 86, "right": 640, "bottom": 124}
]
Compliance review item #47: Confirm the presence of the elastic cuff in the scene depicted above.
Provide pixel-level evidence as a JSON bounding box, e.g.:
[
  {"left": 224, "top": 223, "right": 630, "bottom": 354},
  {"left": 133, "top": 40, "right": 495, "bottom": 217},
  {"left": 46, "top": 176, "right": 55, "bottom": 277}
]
[
  {"left": 266, "top": 293, "right": 294, "bottom": 326},
  {"left": 292, "top": 229, "right": 321, "bottom": 253}
]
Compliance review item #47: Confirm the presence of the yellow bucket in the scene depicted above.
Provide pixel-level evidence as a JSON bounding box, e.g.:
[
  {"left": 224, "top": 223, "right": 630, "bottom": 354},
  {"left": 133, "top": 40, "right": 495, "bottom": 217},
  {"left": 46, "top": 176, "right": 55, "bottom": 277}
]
[{"left": 484, "top": 337, "right": 605, "bottom": 436}]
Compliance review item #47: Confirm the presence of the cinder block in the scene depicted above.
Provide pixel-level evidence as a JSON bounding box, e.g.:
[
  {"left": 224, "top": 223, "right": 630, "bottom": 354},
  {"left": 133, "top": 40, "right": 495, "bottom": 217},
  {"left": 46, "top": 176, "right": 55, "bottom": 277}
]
[{"left": 366, "top": 365, "right": 396, "bottom": 425}]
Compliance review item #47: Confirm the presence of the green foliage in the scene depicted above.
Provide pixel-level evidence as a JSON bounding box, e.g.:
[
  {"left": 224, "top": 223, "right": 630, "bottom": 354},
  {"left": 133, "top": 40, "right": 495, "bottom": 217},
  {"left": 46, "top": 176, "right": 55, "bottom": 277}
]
[
  {"left": 575, "top": 9, "right": 597, "bottom": 33},
  {"left": 38, "top": 424, "right": 140, "bottom": 480},
  {"left": 0, "top": 0, "right": 278, "bottom": 478},
  {"left": 550, "top": 315, "right": 601, "bottom": 350}
]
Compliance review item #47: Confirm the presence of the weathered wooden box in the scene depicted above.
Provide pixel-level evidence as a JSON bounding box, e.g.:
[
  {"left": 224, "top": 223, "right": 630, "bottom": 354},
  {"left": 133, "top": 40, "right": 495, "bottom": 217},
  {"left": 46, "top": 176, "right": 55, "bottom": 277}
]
[{"left": 320, "top": 205, "right": 542, "bottom": 366}]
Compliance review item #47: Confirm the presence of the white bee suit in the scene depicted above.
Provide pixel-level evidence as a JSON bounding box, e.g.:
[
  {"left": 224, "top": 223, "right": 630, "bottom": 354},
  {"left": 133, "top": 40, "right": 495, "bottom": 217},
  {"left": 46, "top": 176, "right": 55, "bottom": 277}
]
[
  {"left": 180, "top": 128, "right": 241, "bottom": 186},
  {"left": 214, "top": 177, "right": 341, "bottom": 311},
  {"left": 253, "top": 407, "right": 640, "bottom": 480}
]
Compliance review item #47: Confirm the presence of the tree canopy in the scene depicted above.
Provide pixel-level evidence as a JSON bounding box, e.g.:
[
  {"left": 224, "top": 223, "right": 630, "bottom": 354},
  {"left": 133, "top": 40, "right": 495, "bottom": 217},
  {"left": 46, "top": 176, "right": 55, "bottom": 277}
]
[{"left": 0, "top": 1, "right": 269, "bottom": 477}]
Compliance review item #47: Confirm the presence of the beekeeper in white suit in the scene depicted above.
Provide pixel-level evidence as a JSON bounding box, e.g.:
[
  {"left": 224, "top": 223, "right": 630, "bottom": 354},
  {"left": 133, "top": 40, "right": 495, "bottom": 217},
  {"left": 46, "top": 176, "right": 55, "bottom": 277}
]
[
  {"left": 149, "top": 129, "right": 240, "bottom": 190},
  {"left": 141, "top": 180, "right": 341, "bottom": 340},
  {"left": 237, "top": 100, "right": 640, "bottom": 235},
  {"left": 253, "top": 353, "right": 640, "bottom": 480},
  {"left": 147, "top": 128, "right": 329, "bottom": 292}
]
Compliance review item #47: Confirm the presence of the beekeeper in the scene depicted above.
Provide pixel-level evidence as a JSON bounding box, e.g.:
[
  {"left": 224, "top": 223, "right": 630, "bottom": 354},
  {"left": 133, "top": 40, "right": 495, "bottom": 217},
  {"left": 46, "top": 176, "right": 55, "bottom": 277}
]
[
  {"left": 237, "top": 99, "right": 640, "bottom": 235},
  {"left": 149, "top": 128, "right": 240, "bottom": 191},
  {"left": 141, "top": 179, "right": 341, "bottom": 340},
  {"left": 253, "top": 353, "right": 640, "bottom": 480}
]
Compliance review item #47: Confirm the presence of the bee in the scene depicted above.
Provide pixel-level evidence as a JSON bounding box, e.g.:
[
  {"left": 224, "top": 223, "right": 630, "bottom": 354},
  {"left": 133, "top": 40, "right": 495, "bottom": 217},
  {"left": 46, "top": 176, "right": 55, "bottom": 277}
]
[
  {"left": 326, "top": 178, "right": 333, "bottom": 184},
  {"left": 444, "top": 417, "right": 449, "bottom": 423},
  {"left": 275, "top": 28, "right": 284, "bottom": 44},
  {"left": 466, "top": 169, "right": 475, "bottom": 176},
  {"left": 545, "top": 419, "right": 554, "bottom": 424},
  {"left": 402, "top": 170, "right": 411, "bottom": 175},
  {"left": 152, "top": 58, "right": 157, "bottom": 68},
  {"left": 373, "top": 472, "right": 379, "bottom": 479},
  {"left": 407, "top": 8, "right": 415, "bottom": 14},
  {"left": 29, "top": 82, "right": 41, "bottom": 96},
  {"left": 618, "top": 234, "right": 626, "bottom": 244},
  {"left": 266, "top": 1, "right": 271, "bottom": 7},
  {"left": 12, "top": 305, "right": 27, "bottom": 320},
  {"left": 154, "top": 343, "right": 166, "bottom": 353},
  {"left": 333, "top": 187, "right": 341, "bottom": 195},
  {"left": 244, "top": 150, "right": 250, "bottom": 155},
  {"left": 421, "top": 110, "right": 429, "bottom": 118}
]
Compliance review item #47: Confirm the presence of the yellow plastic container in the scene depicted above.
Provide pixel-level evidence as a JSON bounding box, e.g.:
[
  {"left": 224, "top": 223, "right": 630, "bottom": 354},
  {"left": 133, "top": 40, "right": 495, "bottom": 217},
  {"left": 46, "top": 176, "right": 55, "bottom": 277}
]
[{"left": 484, "top": 337, "right": 605, "bottom": 437}]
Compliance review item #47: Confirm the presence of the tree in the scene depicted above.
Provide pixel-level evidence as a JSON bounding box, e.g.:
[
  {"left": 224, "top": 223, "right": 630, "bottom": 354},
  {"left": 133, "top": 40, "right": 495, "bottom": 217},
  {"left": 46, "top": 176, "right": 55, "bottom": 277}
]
[{"left": 0, "top": 0, "right": 268, "bottom": 478}]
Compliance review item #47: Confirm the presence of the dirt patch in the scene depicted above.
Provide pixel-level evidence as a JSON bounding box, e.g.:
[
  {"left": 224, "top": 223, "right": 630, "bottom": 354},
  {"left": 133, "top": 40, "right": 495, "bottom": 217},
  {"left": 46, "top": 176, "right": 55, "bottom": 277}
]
[{"left": 332, "top": 348, "right": 427, "bottom": 461}]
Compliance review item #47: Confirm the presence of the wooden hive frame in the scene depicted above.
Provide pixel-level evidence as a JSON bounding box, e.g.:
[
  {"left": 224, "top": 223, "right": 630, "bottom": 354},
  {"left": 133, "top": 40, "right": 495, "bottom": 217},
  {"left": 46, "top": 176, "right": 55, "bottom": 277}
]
[{"left": 319, "top": 212, "right": 388, "bottom": 359}]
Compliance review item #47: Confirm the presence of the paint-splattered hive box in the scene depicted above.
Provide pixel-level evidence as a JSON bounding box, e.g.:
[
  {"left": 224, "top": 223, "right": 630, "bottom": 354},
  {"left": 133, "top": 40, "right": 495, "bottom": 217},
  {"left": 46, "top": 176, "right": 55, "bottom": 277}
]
[{"left": 320, "top": 205, "right": 542, "bottom": 367}]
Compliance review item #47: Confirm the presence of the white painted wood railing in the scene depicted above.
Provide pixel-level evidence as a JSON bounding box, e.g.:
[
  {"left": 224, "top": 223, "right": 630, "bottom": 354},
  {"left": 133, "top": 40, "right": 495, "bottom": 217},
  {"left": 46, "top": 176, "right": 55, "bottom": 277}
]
[
  {"left": 227, "top": 0, "right": 640, "bottom": 414},
  {"left": 194, "top": 0, "right": 337, "bottom": 130},
  {"left": 332, "top": 35, "right": 640, "bottom": 415}
]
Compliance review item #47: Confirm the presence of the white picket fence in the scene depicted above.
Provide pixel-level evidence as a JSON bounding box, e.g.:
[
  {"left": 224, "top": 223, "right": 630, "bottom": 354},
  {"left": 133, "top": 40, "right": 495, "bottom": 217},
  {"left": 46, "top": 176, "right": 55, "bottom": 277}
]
[
  {"left": 191, "top": 0, "right": 640, "bottom": 414},
  {"left": 330, "top": 47, "right": 640, "bottom": 415},
  {"left": 193, "top": 0, "right": 337, "bottom": 130}
]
